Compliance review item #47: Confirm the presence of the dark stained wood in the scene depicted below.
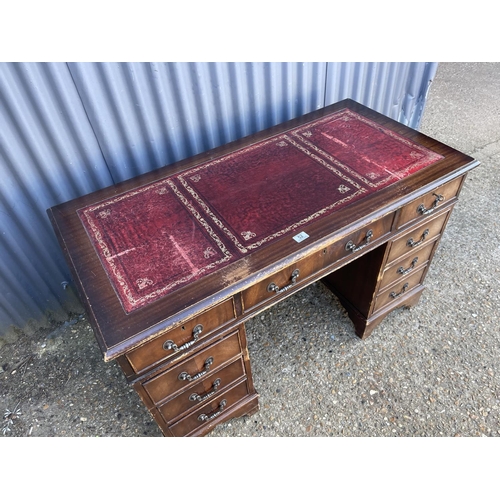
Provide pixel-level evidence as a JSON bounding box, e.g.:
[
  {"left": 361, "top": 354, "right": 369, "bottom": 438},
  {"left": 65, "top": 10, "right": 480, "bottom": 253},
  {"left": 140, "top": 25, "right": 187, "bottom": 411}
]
[
  {"left": 378, "top": 241, "right": 435, "bottom": 291},
  {"left": 125, "top": 298, "right": 236, "bottom": 375},
  {"left": 322, "top": 243, "right": 388, "bottom": 318},
  {"left": 47, "top": 98, "right": 480, "bottom": 436},
  {"left": 394, "top": 175, "right": 464, "bottom": 229},
  {"left": 169, "top": 379, "right": 252, "bottom": 437},
  {"left": 142, "top": 329, "right": 243, "bottom": 401},
  {"left": 156, "top": 358, "right": 246, "bottom": 423},
  {"left": 387, "top": 209, "right": 453, "bottom": 263}
]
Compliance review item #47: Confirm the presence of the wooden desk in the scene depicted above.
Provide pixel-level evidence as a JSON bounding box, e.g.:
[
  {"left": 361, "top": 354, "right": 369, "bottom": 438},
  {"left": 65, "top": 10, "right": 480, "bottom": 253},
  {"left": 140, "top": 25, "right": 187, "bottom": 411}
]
[{"left": 47, "top": 99, "right": 479, "bottom": 436}]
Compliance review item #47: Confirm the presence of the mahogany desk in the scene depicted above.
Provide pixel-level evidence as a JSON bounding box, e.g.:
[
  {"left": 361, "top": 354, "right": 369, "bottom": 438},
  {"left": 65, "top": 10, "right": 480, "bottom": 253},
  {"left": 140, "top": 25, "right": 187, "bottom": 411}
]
[{"left": 47, "top": 99, "right": 479, "bottom": 436}]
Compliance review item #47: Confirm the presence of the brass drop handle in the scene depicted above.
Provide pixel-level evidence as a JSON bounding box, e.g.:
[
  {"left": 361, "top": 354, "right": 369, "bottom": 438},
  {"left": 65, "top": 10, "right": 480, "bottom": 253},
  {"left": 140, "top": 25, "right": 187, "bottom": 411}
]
[
  {"left": 417, "top": 193, "right": 444, "bottom": 215},
  {"left": 268, "top": 269, "right": 300, "bottom": 294},
  {"left": 189, "top": 378, "right": 221, "bottom": 402},
  {"left": 407, "top": 229, "right": 429, "bottom": 248},
  {"left": 198, "top": 399, "right": 227, "bottom": 422},
  {"left": 345, "top": 229, "right": 373, "bottom": 253},
  {"left": 163, "top": 324, "right": 203, "bottom": 352},
  {"left": 390, "top": 283, "right": 409, "bottom": 299},
  {"left": 178, "top": 356, "right": 213, "bottom": 382},
  {"left": 397, "top": 257, "right": 418, "bottom": 276}
]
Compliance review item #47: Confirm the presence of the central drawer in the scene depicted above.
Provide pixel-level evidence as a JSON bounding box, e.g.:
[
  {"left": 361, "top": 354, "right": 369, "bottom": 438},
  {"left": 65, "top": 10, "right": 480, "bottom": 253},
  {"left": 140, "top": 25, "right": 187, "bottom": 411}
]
[{"left": 242, "top": 212, "right": 394, "bottom": 312}]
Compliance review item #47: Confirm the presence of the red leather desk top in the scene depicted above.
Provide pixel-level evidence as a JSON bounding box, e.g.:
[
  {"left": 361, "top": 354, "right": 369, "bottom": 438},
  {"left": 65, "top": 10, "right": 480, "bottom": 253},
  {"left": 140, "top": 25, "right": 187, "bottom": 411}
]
[{"left": 77, "top": 109, "right": 443, "bottom": 314}]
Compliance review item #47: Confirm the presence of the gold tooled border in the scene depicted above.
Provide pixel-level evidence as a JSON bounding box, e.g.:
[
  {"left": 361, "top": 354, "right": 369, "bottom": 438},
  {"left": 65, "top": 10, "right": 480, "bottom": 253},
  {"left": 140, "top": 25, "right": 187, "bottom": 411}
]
[
  {"left": 177, "top": 133, "right": 367, "bottom": 253},
  {"left": 293, "top": 109, "right": 444, "bottom": 188},
  {"left": 78, "top": 178, "right": 233, "bottom": 313}
]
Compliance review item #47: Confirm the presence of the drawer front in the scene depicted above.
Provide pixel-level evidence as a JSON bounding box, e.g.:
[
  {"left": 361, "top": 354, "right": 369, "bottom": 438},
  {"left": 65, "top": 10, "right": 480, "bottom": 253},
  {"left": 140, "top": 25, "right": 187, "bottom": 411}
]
[
  {"left": 143, "top": 330, "right": 242, "bottom": 403},
  {"left": 396, "top": 175, "right": 463, "bottom": 228},
  {"left": 169, "top": 379, "right": 250, "bottom": 437},
  {"left": 126, "top": 298, "right": 236, "bottom": 374},
  {"left": 387, "top": 210, "right": 450, "bottom": 265},
  {"left": 242, "top": 252, "right": 325, "bottom": 312},
  {"left": 379, "top": 241, "right": 436, "bottom": 291},
  {"left": 242, "top": 212, "right": 393, "bottom": 312},
  {"left": 158, "top": 357, "right": 246, "bottom": 423},
  {"left": 324, "top": 212, "right": 394, "bottom": 266},
  {"left": 373, "top": 267, "right": 426, "bottom": 314}
]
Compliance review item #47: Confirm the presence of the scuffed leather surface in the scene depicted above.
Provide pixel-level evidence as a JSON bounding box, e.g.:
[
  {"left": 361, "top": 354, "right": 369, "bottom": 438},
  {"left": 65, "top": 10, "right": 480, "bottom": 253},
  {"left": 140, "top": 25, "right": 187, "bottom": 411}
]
[{"left": 78, "top": 109, "right": 443, "bottom": 313}]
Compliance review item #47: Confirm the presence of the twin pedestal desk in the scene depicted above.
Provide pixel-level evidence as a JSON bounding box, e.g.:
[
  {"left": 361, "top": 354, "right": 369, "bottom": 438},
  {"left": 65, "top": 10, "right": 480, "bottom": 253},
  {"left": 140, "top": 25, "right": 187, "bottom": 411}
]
[{"left": 48, "top": 99, "right": 479, "bottom": 436}]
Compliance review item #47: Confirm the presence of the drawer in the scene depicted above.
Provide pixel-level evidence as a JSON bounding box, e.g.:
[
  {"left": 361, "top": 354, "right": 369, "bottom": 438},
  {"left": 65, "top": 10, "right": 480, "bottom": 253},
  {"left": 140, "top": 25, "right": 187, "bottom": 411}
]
[
  {"left": 125, "top": 298, "right": 236, "bottom": 374},
  {"left": 158, "top": 357, "right": 246, "bottom": 423},
  {"left": 379, "top": 241, "right": 436, "bottom": 291},
  {"left": 396, "top": 175, "right": 463, "bottom": 228},
  {"left": 242, "top": 252, "right": 325, "bottom": 312},
  {"left": 169, "top": 379, "right": 250, "bottom": 437},
  {"left": 387, "top": 210, "right": 450, "bottom": 265},
  {"left": 372, "top": 267, "right": 426, "bottom": 314},
  {"left": 242, "top": 212, "right": 393, "bottom": 312},
  {"left": 142, "top": 330, "right": 242, "bottom": 403},
  {"left": 325, "top": 211, "right": 394, "bottom": 265}
]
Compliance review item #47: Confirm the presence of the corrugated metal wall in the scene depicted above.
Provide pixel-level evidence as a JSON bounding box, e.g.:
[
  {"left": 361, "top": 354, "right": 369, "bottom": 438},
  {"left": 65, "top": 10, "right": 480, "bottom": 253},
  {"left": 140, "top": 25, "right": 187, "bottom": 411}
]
[
  {"left": 67, "top": 62, "right": 329, "bottom": 183},
  {"left": 0, "top": 62, "right": 438, "bottom": 336}
]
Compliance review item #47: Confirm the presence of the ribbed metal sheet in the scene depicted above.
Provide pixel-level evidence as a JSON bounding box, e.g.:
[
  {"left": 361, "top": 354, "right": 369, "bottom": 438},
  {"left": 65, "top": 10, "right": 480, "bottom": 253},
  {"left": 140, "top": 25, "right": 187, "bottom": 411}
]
[
  {"left": 0, "top": 63, "right": 113, "bottom": 332},
  {"left": 0, "top": 62, "right": 438, "bottom": 335},
  {"left": 67, "top": 62, "right": 328, "bottom": 182},
  {"left": 325, "top": 62, "right": 438, "bottom": 128}
]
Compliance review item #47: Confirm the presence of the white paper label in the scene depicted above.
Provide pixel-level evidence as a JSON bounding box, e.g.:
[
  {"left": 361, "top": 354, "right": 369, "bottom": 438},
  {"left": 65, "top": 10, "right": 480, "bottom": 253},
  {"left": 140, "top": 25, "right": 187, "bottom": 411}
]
[{"left": 293, "top": 231, "right": 309, "bottom": 243}]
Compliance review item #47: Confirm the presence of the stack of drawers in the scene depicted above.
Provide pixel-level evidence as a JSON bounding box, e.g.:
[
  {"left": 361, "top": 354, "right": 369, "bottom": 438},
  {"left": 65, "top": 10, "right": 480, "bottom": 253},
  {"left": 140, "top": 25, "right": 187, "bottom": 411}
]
[
  {"left": 117, "top": 299, "right": 258, "bottom": 436},
  {"left": 375, "top": 209, "right": 453, "bottom": 314},
  {"left": 375, "top": 175, "right": 465, "bottom": 315},
  {"left": 323, "top": 175, "right": 466, "bottom": 338}
]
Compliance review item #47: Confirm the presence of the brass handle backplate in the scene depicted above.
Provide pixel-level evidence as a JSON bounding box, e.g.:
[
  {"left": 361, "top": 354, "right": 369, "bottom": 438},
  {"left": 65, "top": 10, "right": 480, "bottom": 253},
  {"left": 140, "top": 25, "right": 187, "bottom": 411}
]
[
  {"left": 417, "top": 193, "right": 444, "bottom": 216},
  {"left": 268, "top": 269, "right": 300, "bottom": 294},
  {"left": 189, "top": 378, "right": 221, "bottom": 403},
  {"left": 198, "top": 399, "right": 227, "bottom": 422},
  {"left": 345, "top": 229, "right": 373, "bottom": 253},
  {"left": 163, "top": 324, "right": 203, "bottom": 352},
  {"left": 178, "top": 356, "right": 213, "bottom": 382},
  {"left": 407, "top": 229, "right": 429, "bottom": 248}
]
